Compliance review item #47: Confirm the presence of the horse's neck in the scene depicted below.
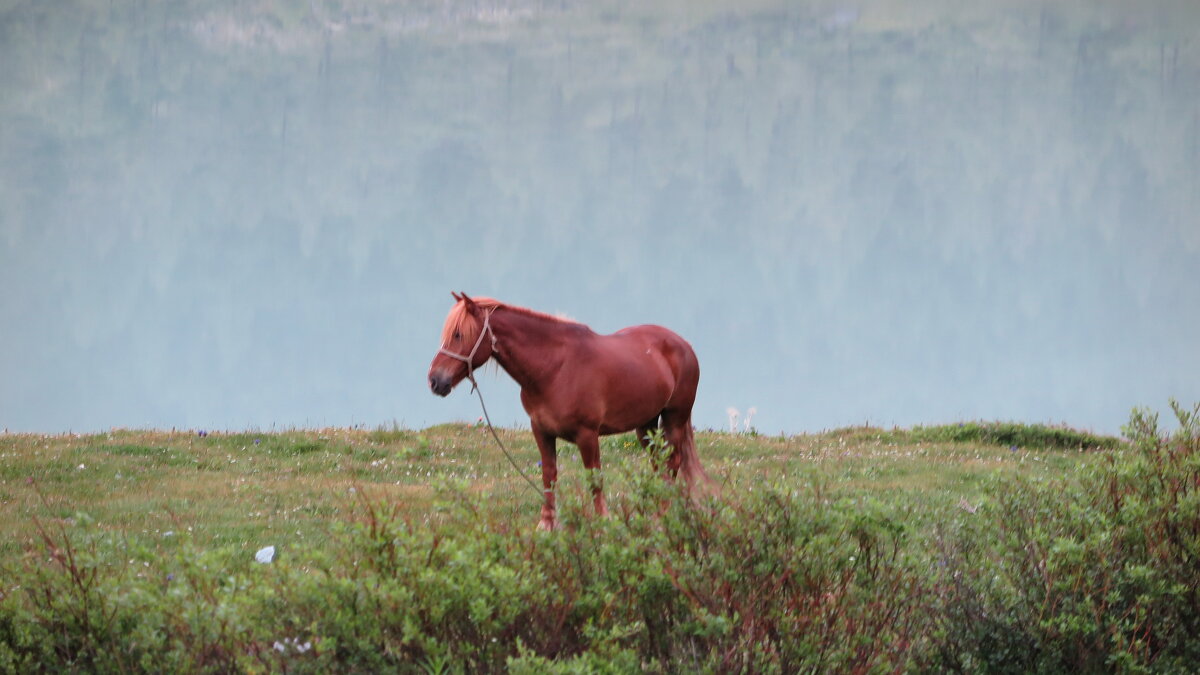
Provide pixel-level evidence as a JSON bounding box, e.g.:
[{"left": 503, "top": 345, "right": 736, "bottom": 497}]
[{"left": 490, "top": 309, "right": 578, "bottom": 392}]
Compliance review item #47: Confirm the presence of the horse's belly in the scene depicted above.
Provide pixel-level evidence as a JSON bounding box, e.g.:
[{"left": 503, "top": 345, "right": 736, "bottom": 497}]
[
  {"left": 597, "top": 418, "right": 660, "bottom": 436},
  {"left": 523, "top": 375, "right": 669, "bottom": 438}
]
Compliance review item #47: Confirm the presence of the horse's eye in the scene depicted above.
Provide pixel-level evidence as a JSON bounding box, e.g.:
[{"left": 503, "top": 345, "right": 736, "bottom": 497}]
[{"left": 453, "top": 331, "right": 461, "bottom": 340}]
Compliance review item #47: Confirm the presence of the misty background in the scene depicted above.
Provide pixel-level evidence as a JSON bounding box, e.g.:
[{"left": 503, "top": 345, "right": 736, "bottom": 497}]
[{"left": 1, "top": 0, "right": 1197, "bottom": 435}]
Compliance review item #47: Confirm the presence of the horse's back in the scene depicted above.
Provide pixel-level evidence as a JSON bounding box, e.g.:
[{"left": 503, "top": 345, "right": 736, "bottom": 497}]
[
  {"left": 558, "top": 324, "right": 693, "bottom": 434},
  {"left": 608, "top": 324, "right": 699, "bottom": 392}
]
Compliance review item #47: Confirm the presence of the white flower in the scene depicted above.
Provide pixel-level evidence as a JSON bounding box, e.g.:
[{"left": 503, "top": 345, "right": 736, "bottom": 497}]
[
  {"left": 255, "top": 546, "right": 275, "bottom": 564},
  {"left": 273, "top": 637, "right": 312, "bottom": 654},
  {"left": 744, "top": 407, "right": 757, "bottom": 432}
]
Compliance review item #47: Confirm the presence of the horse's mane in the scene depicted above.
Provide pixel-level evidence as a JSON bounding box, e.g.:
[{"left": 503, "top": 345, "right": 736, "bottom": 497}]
[{"left": 439, "top": 297, "right": 580, "bottom": 348}]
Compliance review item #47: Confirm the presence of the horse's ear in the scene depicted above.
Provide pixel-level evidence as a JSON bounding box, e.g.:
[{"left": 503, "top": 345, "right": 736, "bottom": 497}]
[
  {"left": 451, "top": 291, "right": 462, "bottom": 302},
  {"left": 460, "top": 293, "right": 483, "bottom": 317}
]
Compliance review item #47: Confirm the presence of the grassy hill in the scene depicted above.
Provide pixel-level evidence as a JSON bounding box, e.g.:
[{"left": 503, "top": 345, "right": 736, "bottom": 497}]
[
  {"left": 1, "top": 409, "right": 1196, "bottom": 672},
  {"left": 0, "top": 421, "right": 1115, "bottom": 564}
]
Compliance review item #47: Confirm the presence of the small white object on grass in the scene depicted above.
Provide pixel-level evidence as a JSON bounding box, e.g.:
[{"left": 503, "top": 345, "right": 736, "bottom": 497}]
[{"left": 255, "top": 545, "right": 275, "bottom": 564}]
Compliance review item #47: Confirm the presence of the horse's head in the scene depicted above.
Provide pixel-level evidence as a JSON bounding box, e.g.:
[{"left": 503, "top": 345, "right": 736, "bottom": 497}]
[{"left": 428, "top": 292, "right": 497, "bottom": 397}]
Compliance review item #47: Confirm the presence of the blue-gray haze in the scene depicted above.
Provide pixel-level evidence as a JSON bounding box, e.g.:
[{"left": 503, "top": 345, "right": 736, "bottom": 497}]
[{"left": 2, "top": 1, "right": 1197, "bottom": 435}]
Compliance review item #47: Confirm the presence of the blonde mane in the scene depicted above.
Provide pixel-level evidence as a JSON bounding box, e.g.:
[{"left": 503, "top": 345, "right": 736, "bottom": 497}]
[{"left": 439, "top": 297, "right": 579, "bottom": 348}]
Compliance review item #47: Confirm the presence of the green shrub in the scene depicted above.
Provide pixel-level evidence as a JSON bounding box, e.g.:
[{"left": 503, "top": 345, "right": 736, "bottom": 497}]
[
  {"left": 933, "top": 400, "right": 1200, "bottom": 672},
  {"left": 3, "top": 404, "right": 1196, "bottom": 672},
  {"left": 903, "top": 422, "right": 1120, "bottom": 451},
  {"left": 0, "top": 458, "right": 928, "bottom": 672}
]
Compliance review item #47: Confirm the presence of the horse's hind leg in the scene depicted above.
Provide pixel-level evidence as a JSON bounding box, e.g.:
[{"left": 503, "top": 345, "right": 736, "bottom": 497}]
[
  {"left": 660, "top": 413, "right": 686, "bottom": 478},
  {"left": 661, "top": 410, "right": 710, "bottom": 489}
]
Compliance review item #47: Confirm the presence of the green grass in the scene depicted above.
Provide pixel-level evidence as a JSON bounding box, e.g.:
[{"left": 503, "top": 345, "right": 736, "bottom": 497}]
[{"left": 0, "top": 421, "right": 1116, "bottom": 567}]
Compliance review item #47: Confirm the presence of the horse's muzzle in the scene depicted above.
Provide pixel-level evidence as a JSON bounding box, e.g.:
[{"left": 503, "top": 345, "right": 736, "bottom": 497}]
[{"left": 429, "top": 373, "right": 453, "bottom": 397}]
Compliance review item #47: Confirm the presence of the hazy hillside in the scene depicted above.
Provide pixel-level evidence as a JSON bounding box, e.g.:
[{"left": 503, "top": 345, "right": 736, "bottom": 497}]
[{"left": 1, "top": 0, "right": 1197, "bottom": 433}]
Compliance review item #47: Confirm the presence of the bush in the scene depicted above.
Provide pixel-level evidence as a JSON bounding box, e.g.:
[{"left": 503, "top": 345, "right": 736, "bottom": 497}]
[
  {"left": 267, "top": 468, "right": 929, "bottom": 672},
  {"left": 932, "top": 400, "right": 1200, "bottom": 672},
  {"left": 0, "top": 462, "right": 928, "bottom": 672},
  {"left": 904, "top": 422, "right": 1120, "bottom": 451},
  {"left": 3, "top": 404, "right": 1197, "bottom": 672}
]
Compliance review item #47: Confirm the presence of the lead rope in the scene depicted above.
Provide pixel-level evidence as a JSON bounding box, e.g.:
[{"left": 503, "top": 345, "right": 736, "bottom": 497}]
[
  {"left": 440, "top": 310, "right": 542, "bottom": 497},
  {"left": 470, "top": 379, "right": 543, "bottom": 497}
]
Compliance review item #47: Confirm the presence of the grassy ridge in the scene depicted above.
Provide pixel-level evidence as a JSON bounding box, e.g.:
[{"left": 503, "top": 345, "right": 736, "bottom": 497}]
[
  {"left": 897, "top": 422, "right": 1121, "bottom": 451},
  {"left": 4, "top": 412, "right": 1198, "bottom": 672},
  {"left": 0, "top": 421, "right": 1114, "bottom": 566}
]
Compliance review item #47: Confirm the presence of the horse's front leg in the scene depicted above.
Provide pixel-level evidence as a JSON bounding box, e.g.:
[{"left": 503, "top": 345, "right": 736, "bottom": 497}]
[
  {"left": 533, "top": 428, "right": 559, "bottom": 531},
  {"left": 574, "top": 429, "right": 608, "bottom": 517}
]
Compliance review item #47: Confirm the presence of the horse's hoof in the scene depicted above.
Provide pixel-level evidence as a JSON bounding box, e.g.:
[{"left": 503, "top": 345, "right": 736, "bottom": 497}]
[{"left": 536, "top": 519, "right": 559, "bottom": 531}]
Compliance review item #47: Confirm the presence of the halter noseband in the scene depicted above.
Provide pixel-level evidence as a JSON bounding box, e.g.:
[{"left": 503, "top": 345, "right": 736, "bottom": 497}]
[{"left": 438, "top": 308, "right": 497, "bottom": 391}]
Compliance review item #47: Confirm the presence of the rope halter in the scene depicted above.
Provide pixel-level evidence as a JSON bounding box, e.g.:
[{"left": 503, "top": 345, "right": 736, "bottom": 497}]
[
  {"left": 437, "top": 308, "right": 497, "bottom": 392},
  {"left": 438, "top": 307, "right": 539, "bottom": 497}
]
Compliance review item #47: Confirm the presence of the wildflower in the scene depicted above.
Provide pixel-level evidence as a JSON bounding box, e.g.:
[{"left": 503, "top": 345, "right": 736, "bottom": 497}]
[{"left": 273, "top": 638, "right": 312, "bottom": 654}]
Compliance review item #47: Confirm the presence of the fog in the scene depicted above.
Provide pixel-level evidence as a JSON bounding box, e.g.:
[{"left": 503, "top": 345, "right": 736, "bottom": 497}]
[{"left": 2, "top": 0, "right": 1197, "bottom": 435}]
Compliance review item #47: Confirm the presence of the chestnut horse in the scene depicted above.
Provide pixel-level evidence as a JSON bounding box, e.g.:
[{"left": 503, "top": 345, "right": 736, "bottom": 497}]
[{"left": 428, "top": 293, "right": 709, "bottom": 530}]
